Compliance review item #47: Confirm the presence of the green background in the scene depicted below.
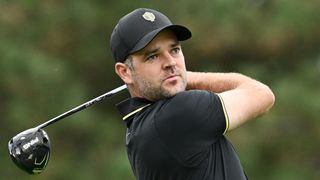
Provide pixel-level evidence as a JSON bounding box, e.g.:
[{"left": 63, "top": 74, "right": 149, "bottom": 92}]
[{"left": 1, "top": 0, "right": 319, "bottom": 179}]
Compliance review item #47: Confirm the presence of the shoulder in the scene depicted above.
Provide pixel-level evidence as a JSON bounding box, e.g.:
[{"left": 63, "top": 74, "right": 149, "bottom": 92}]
[
  {"left": 175, "top": 89, "right": 212, "bottom": 97},
  {"left": 155, "top": 90, "right": 224, "bottom": 127},
  {"left": 164, "top": 90, "right": 220, "bottom": 110},
  {"left": 169, "top": 90, "right": 216, "bottom": 103}
]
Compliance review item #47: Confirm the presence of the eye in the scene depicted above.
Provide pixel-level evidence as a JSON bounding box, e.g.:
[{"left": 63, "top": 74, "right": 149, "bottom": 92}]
[
  {"left": 146, "top": 54, "right": 158, "bottom": 61},
  {"left": 171, "top": 47, "right": 181, "bottom": 54}
]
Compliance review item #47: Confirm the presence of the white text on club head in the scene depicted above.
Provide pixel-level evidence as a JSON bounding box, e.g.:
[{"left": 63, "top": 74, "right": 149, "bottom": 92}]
[{"left": 23, "top": 137, "right": 40, "bottom": 150}]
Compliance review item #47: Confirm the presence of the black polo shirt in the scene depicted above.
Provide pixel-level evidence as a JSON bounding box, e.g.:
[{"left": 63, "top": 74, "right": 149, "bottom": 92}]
[{"left": 116, "top": 90, "right": 247, "bottom": 180}]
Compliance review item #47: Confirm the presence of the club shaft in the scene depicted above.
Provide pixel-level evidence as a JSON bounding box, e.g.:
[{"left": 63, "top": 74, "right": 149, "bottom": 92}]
[{"left": 35, "top": 85, "right": 127, "bottom": 129}]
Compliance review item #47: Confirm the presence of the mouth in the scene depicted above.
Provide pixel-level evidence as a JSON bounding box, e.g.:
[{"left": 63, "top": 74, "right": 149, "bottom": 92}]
[{"left": 163, "top": 74, "right": 180, "bottom": 82}]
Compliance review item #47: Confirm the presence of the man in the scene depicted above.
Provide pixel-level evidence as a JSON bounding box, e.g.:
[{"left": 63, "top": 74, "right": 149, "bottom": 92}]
[{"left": 110, "top": 8, "right": 275, "bottom": 180}]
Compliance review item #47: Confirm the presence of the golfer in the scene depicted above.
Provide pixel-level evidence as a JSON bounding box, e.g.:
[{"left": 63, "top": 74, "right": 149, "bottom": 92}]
[{"left": 110, "top": 8, "right": 275, "bottom": 180}]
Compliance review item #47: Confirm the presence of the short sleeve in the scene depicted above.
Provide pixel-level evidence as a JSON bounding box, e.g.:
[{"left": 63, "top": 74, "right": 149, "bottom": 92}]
[{"left": 154, "top": 90, "right": 228, "bottom": 167}]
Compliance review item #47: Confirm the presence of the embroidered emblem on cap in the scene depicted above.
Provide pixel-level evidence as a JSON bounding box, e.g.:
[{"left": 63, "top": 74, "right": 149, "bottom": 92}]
[{"left": 142, "top": 12, "right": 155, "bottom": 22}]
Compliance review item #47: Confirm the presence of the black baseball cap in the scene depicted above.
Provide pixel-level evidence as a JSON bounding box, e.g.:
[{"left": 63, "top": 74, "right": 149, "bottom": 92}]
[{"left": 110, "top": 8, "right": 192, "bottom": 63}]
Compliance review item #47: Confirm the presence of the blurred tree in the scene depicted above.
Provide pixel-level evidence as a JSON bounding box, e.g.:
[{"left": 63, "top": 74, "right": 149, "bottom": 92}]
[{"left": 1, "top": 0, "right": 319, "bottom": 179}]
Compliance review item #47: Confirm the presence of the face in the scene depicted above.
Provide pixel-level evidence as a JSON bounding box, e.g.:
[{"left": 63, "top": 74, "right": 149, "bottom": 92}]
[{"left": 125, "top": 30, "right": 187, "bottom": 101}]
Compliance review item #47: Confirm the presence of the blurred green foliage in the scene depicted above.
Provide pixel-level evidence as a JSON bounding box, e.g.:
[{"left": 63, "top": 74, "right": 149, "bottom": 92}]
[{"left": 1, "top": 0, "right": 319, "bottom": 179}]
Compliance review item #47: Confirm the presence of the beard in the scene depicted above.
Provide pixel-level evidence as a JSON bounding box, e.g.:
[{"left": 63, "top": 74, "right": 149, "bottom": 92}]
[{"left": 131, "top": 70, "right": 187, "bottom": 101}]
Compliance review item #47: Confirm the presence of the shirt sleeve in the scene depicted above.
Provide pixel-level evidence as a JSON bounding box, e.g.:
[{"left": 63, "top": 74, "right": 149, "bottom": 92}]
[{"left": 153, "top": 90, "right": 229, "bottom": 167}]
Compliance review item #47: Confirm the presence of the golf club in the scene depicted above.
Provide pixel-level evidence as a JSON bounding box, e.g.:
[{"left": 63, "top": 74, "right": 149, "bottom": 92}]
[{"left": 8, "top": 84, "right": 127, "bottom": 175}]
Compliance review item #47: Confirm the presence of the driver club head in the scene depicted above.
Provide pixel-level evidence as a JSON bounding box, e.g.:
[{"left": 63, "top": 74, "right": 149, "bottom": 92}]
[{"left": 8, "top": 128, "right": 51, "bottom": 174}]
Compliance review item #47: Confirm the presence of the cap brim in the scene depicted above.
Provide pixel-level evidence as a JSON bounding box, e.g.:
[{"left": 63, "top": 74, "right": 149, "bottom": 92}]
[{"left": 129, "top": 25, "right": 192, "bottom": 54}]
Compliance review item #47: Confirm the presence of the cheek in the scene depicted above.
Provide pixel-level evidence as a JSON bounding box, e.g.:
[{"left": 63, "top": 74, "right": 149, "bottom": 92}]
[
  {"left": 176, "top": 56, "right": 186, "bottom": 69},
  {"left": 134, "top": 65, "right": 161, "bottom": 81},
  {"left": 141, "top": 63, "right": 162, "bottom": 75}
]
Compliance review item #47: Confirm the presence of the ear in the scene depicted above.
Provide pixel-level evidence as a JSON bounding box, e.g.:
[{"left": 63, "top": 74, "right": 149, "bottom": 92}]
[{"left": 115, "top": 63, "right": 133, "bottom": 84}]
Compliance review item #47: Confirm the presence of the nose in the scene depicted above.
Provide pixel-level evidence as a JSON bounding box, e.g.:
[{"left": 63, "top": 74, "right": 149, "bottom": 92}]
[{"left": 163, "top": 52, "right": 177, "bottom": 70}]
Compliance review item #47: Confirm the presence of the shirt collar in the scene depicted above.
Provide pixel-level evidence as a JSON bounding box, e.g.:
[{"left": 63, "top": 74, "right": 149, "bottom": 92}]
[{"left": 116, "top": 97, "right": 152, "bottom": 122}]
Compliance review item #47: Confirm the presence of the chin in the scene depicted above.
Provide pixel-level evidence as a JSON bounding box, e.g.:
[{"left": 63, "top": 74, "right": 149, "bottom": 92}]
[{"left": 162, "top": 84, "right": 186, "bottom": 97}]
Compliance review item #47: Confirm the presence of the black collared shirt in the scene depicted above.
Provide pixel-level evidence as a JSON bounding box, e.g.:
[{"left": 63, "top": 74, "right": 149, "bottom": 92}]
[{"left": 116, "top": 90, "right": 247, "bottom": 180}]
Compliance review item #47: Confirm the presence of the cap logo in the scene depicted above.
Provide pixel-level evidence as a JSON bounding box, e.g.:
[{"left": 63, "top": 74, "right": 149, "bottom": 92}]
[{"left": 142, "top": 12, "right": 155, "bottom": 22}]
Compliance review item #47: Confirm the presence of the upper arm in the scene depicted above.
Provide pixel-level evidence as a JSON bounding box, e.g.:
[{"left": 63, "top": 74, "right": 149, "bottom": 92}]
[{"left": 218, "top": 82, "right": 275, "bottom": 131}]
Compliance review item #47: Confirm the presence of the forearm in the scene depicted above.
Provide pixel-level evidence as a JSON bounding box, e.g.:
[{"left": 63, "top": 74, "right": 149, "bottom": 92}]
[
  {"left": 187, "top": 71, "right": 275, "bottom": 130},
  {"left": 186, "top": 71, "right": 264, "bottom": 93}
]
